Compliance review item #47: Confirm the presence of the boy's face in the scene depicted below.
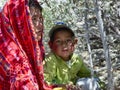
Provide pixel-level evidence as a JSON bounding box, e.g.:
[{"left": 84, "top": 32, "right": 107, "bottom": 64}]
[
  {"left": 30, "top": 7, "right": 43, "bottom": 40},
  {"left": 49, "top": 30, "right": 77, "bottom": 61}
]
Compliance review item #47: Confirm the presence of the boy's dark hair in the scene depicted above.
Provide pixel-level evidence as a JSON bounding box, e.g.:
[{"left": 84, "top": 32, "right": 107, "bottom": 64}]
[
  {"left": 29, "top": 0, "right": 42, "bottom": 12},
  {"left": 49, "top": 24, "right": 75, "bottom": 42}
]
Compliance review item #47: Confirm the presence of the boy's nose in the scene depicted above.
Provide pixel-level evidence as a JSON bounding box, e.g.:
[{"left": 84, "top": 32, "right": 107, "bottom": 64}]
[{"left": 61, "top": 41, "right": 68, "bottom": 46}]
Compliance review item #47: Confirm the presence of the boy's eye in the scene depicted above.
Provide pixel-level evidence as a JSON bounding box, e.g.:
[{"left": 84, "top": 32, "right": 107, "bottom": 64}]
[
  {"left": 66, "top": 39, "right": 73, "bottom": 43},
  {"left": 54, "top": 38, "right": 73, "bottom": 46},
  {"left": 55, "top": 40, "right": 62, "bottom": 45}
]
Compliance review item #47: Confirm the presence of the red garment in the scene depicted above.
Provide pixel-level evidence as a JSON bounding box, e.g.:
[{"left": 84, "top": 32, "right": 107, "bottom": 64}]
[{"left": 0, "top": 0, "right": 52, "bottom": 90}]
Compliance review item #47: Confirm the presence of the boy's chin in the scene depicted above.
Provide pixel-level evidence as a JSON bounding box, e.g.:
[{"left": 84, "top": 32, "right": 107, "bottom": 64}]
[{"left": 61, "top": 56, "right": 71, "bottom": 61}]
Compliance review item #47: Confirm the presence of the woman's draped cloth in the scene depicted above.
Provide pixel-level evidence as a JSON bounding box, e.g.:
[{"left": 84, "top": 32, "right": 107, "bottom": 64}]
[{"left": 0, "top": 0, "right": 51, "bottom": 89}]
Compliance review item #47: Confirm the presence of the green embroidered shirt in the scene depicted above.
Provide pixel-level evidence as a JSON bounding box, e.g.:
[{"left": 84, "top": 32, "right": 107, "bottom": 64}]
[{"left": 44, "top": 53, "right": 91, "bottom": 85}]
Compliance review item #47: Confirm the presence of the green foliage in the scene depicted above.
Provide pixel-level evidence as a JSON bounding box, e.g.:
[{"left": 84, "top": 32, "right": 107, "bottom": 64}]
[{"left": 0, "top": 0, "right": 7, "bottom": 10}]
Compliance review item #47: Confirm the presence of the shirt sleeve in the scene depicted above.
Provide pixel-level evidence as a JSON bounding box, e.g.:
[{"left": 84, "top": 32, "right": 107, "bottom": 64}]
[
  {"left": 44, "top": 55, "right": 57, "bottom": 85},
  {"left": 77, "top": 57, "right": 91, "bottom": 78}
]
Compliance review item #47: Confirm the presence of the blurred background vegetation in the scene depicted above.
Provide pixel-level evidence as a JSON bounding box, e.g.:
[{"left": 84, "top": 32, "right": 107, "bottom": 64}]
[{"left": 0, "top": 0, "right": 120, "bottom": 89}]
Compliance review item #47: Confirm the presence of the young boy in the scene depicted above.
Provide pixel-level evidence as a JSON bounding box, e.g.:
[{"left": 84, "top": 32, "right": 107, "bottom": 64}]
[{"left": 44, "top": 23, "right": 100, "bottom": 90}]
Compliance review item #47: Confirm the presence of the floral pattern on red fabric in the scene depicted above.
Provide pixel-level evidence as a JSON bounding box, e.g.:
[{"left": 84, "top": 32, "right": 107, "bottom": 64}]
[{"left": 0, "top": 0, "right": 52, "bottom": 90}]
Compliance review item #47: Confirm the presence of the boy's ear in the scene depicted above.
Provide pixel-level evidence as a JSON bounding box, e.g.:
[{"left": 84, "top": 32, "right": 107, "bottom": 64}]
[
  {"left": 48, "top": 41, "right": 52, "bottom": 49},
  {"left": 74, "top": 38, "right": 78, "bottom": 45}
]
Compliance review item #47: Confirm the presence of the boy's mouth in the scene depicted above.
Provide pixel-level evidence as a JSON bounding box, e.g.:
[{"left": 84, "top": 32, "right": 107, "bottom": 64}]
[
  {"left": 62, "top": 49, "right": 68, "bottom": 52},
  {"left": 62, "top": 47, "right": 68, "bottom": 51}
]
